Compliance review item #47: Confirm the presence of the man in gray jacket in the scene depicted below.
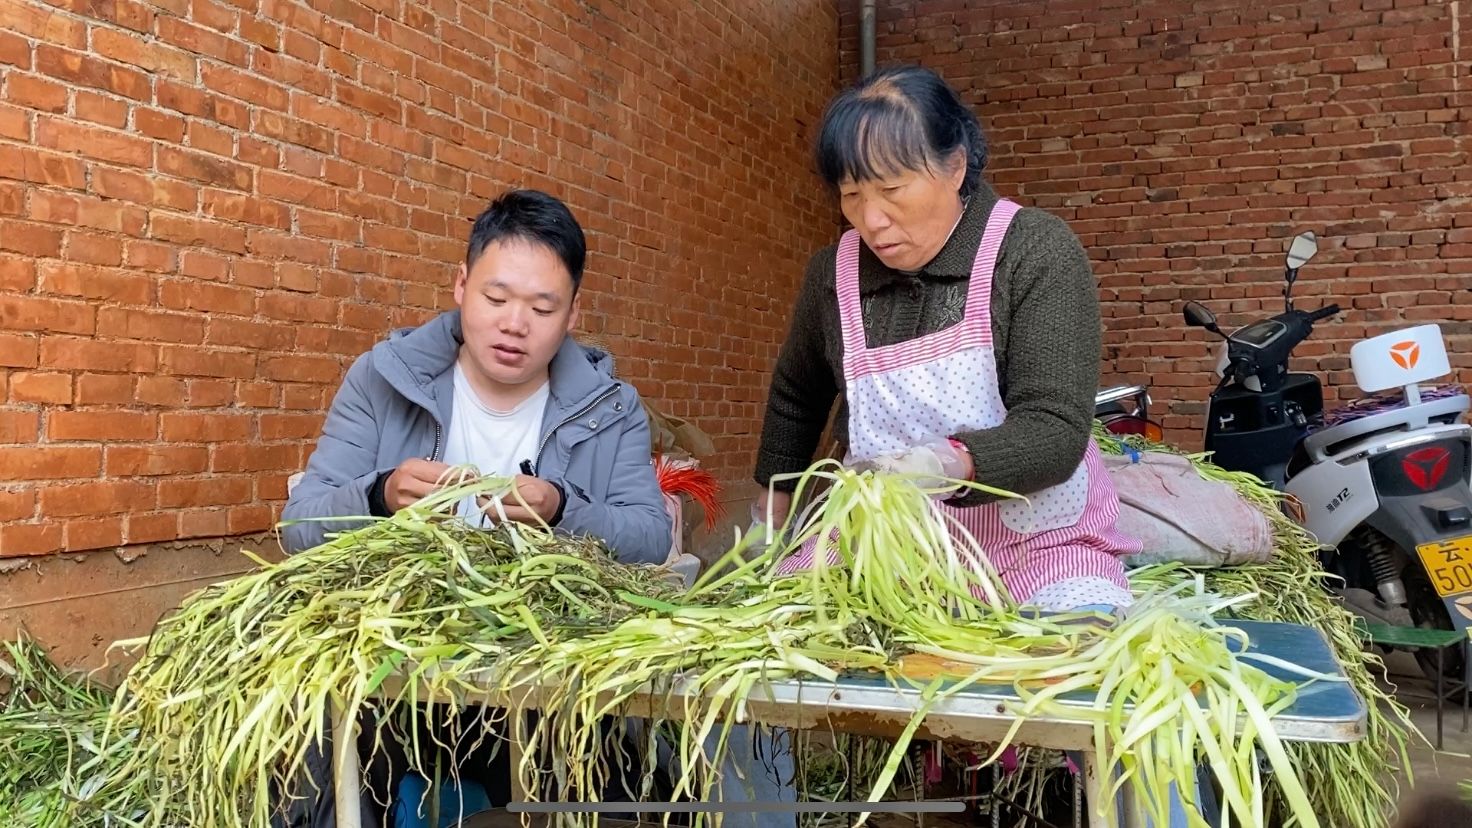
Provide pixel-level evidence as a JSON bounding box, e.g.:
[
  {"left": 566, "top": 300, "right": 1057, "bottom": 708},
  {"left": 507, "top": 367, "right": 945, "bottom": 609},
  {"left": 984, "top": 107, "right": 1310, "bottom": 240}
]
[
  {"left": 282, "top": 188, "right": 670, "bottom": 563},
  {"left": 275, "top": 189, "right": 674, "bottom": 828}
]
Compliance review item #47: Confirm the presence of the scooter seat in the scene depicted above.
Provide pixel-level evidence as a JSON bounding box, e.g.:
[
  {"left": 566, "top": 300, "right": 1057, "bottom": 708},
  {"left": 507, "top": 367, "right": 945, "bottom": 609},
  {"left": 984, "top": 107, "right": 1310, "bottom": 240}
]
[
  {"left": 1315, "top": 383, "right": 1468, "bottom": 432},
  {"left": 1303, "top": 387, "right": 1470, "bottom": 462}
]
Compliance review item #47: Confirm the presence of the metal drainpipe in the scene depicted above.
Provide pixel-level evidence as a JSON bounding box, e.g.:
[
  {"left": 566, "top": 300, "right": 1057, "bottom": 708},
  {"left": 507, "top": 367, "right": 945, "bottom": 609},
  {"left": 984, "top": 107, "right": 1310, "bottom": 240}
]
[{"left": 860, "top": 0, "right": 876, "bottom": 78}]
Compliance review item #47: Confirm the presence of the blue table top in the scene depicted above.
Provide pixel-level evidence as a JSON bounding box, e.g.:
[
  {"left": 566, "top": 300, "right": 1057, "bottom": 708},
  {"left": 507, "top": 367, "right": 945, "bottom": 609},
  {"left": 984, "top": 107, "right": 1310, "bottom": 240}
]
[{"left": 831, "top": 619, "right": 1365, "bottom": 734}]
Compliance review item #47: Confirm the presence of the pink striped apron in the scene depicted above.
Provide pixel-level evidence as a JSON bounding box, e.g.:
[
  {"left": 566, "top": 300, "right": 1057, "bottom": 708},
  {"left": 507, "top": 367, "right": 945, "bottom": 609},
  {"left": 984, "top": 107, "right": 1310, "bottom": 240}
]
[{"left": 778, "top": 199, "right": 1137, "bottom": 609}]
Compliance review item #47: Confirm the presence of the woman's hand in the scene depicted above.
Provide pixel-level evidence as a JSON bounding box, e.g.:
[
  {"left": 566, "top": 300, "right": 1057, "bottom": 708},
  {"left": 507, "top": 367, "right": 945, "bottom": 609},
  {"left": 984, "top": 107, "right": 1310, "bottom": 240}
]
[
  {"left": 754, "top": 488, "right": 792, "bottom": 525},
  {"left": 746, "top": 488, "right": 794, "bottom": 550},
  {"left": 853, "top": 439, "right": 973, "bottom": 494}
]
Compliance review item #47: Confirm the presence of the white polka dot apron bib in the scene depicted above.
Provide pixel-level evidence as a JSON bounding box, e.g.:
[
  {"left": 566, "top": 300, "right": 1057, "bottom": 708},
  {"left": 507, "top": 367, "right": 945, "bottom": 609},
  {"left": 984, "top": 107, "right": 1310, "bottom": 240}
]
[{"left": 777, "top": 199, "right": 1138, "bottom": 609}]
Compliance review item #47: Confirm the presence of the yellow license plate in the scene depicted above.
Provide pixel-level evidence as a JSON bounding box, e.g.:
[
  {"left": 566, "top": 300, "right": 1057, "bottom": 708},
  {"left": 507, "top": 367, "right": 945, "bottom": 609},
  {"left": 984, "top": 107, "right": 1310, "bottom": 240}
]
[{"left": 1416, "top": 536, "right": 1472, "bottom": 598}]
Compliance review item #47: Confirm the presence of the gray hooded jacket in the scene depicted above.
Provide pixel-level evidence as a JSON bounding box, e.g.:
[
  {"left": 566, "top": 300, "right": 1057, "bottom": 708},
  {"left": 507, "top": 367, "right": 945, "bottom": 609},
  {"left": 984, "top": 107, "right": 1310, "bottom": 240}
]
[{"left": 281, "top": 310, "right": 672, "bottom": 562}]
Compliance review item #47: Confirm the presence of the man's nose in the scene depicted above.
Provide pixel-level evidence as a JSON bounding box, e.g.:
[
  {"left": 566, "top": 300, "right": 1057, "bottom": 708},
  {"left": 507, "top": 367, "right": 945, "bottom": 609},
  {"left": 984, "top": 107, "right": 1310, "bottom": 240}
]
[{"left": 500, "top": 305, "right": 529, "bottom": 334}]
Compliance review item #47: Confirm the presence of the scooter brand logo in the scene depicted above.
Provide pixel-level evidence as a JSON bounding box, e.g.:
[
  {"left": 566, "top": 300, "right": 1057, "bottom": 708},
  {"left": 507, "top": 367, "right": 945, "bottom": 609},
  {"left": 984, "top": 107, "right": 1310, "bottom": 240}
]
[
  {"left": 1402, "top": 446, "right": 1452, "bottom": 491},
  {"left": 1389, "top": 340, "right": 1421, "bottom": 370},
  {"left": 1456, "top": 595, "right": 1472, "bottom": 622}
]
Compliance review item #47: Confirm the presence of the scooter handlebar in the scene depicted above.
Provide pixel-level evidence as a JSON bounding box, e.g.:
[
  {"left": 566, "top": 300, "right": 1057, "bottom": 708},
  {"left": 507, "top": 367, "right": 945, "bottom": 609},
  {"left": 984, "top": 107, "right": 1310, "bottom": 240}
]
[{"left": 1308, "top": 304, "right": 1340, "bottom": 322}]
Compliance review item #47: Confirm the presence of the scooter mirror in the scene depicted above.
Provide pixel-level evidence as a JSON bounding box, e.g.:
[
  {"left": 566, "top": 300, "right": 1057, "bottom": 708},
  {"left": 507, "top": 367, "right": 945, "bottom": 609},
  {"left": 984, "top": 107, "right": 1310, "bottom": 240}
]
[
  {"left": 1286, "top": 231, "right": 1318, "bottom": 271},
  {"left": 1183, "top": 301, "right": 1220, "bottom": 332}
]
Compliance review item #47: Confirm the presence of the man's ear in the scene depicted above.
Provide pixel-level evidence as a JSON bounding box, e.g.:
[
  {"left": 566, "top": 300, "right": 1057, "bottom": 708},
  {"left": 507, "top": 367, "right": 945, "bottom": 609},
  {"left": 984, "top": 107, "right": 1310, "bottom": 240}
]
[
  {"left": 452, "top": 262, "right": 468, "bottom": 306},
  {"left": 566, "top": 292, "right": 581, "bottom": 333}
]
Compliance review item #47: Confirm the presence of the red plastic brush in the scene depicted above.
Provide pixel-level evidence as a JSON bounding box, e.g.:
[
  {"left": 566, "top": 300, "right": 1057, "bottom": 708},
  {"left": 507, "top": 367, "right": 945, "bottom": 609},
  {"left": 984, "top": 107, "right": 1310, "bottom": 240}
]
[{"left": 653, "top": 454, "right": 725, "bottom": 531}]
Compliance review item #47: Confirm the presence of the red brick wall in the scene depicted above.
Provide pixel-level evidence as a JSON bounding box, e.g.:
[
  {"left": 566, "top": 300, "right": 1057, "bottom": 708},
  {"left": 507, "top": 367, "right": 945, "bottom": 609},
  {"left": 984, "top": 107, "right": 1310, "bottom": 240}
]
[
  {"left": 0, "top": 0, "right": 838, "bottom": 558},
  {"left": 843, "top": 0, "right": 1472, "bottom": 439}
]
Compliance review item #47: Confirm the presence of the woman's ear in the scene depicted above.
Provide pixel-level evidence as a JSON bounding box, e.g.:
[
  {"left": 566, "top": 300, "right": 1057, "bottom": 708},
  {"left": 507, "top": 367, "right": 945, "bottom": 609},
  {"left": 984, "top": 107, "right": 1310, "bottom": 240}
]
[{"left": 946, "top": 147, "right": 968, "bottom": 192}]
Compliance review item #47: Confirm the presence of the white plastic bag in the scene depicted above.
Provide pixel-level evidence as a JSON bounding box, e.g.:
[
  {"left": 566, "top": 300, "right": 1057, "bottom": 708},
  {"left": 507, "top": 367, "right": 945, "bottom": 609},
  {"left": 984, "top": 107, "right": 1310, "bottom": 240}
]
[{"left": 661, "top": 490, "right": 701, "bottom": 588}]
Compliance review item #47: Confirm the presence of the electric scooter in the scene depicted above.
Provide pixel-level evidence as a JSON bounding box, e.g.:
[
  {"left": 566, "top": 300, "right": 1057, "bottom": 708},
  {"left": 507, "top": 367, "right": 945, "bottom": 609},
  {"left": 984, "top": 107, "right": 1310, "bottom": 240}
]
[{"left": 1184, "top": 231, "right": 1472, "bottom": 680}]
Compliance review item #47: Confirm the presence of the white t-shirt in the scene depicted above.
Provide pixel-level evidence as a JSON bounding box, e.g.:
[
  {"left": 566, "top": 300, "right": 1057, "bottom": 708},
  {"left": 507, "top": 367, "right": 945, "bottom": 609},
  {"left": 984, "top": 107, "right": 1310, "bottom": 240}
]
[{"left": 441, "top": 362, "right": 549, "bottom": 526}]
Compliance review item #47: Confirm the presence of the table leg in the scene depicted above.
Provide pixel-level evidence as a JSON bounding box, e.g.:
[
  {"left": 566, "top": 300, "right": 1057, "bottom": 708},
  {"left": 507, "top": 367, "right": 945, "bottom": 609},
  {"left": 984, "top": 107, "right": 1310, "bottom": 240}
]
[
  {"left": 506, "top": 707, "right": 529, "bottom": 801},
  {"left": 917, "top": 742, "right": 933, "bottom": 828},
  {"left": 333, "top": 701, "right": 362, "bottom": 828},
  {"left": 508, "top": 721, "right": 526, "bottom": 803},
  {"left": 991, "top": 763, "right": 1001, "bottom": 828},
  {"left": 1083, "top": 750, "right": 1151, "bottom": 828},
  {"left": 845, "top": 738, "right": 856, "bottom": 805},
  {"left": 1081, "top": 751, "right": 1112, "bottom": 828},
  {"left": 1463, "top": 636, "right": 1469, "bottom": 734},
  {"left": 1437, "top": 646, "right": 1445, "bottom": 751},
  {"left": 1072, "top": 763, "right": 1083, "bottom": 828}
]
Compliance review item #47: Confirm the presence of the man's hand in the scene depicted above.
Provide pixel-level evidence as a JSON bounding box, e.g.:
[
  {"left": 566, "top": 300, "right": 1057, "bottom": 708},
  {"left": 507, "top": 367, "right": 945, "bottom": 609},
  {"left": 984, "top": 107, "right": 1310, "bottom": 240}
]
[
  {"left": 478, "top": 475, "right": 563, "bottom": 526},
  {"left": 384, "top": 459, "right": 452, "bottom": 512}
]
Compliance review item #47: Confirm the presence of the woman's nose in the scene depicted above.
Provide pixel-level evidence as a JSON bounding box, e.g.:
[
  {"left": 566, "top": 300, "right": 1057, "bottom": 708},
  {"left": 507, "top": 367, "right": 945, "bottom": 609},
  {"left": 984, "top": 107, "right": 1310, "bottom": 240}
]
[{"left": 861, "top": 201, "right": 892, "bottom": 233}]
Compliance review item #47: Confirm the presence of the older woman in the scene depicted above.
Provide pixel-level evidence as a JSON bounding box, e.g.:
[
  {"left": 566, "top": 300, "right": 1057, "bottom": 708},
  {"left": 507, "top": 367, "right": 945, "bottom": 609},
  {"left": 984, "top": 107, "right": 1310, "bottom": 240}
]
[
  {"left": 754, "top": 65, "right": 1140, "bottom": 612},
  {"left": 746, "top": 64, "right": 1211, "bottom": 828}
]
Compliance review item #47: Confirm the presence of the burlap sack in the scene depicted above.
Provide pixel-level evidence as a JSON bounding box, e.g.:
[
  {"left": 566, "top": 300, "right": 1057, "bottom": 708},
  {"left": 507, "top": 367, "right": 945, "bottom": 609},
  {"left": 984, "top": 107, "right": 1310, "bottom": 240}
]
[{"left": 1103, "top": 450, "right": 1275, "bottom": 567}]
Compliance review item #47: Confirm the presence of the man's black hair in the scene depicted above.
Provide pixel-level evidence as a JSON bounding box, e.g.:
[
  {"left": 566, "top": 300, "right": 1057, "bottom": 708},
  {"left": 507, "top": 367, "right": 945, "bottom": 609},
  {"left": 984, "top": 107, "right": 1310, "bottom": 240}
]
[{"left": 466, "top": 189, "right": 587, "bottom": 291}]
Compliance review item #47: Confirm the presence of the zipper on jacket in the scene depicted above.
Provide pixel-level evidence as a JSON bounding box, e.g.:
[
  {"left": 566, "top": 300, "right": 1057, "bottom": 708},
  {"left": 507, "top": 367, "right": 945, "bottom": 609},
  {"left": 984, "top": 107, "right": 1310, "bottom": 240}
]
[
  {"left": 429, "top": 421, "right": 442, "bottom": 461},
  {"left": 530, "top": 384, "right": 621, "bottom": 474}
]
